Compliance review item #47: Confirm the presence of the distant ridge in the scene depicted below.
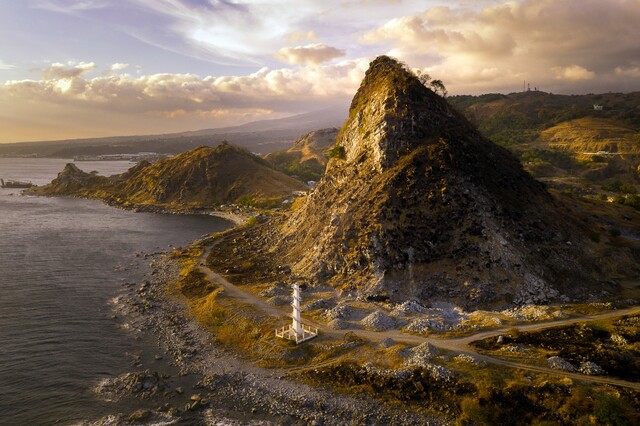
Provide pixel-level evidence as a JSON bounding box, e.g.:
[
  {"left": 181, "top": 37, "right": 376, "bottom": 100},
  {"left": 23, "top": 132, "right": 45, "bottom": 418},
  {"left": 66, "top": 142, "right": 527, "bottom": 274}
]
[{"left": 0, "top": 107, "right": 348, "bottom": 158}]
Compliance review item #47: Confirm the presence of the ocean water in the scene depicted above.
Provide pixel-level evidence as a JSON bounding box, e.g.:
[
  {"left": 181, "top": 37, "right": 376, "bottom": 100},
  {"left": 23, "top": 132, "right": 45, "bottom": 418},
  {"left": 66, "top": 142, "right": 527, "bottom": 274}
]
[{"left": 0, "top": 158, "right": 233, "bottom": 425}]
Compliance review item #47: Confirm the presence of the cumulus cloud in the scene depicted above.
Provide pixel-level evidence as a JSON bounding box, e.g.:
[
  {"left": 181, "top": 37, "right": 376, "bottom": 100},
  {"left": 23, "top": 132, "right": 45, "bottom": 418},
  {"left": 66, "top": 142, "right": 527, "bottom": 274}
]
[
  {"left": 360, "top": 0, "right": 640, "bottom": 93},
  {"left": 41, "top": 62, "right": 96, "bottom": 80},
  {"left": 555, "top": 65, "right": 595, "bottom": 81},
  {"left": 274, "top": 44, "right": 346, "bottom": 65},
  {"left": 110, "top": 63, "right": 129, "bottom": 71},
  {"left": 0, "top": 59, "right": 368, "bottom": 141}
]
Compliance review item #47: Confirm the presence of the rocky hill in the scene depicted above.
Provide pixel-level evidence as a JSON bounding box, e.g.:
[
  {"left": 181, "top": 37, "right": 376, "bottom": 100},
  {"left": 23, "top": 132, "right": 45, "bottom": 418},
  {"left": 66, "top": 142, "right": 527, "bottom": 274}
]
[
  {"left": 209, "top": 56, "right": 640, "bottom": 308},
  {"left": 264, "top": 128, "right": 339, "bottom": 181},
  {"left": 31, "top": 144, "right": 307, "bottom": 210}
]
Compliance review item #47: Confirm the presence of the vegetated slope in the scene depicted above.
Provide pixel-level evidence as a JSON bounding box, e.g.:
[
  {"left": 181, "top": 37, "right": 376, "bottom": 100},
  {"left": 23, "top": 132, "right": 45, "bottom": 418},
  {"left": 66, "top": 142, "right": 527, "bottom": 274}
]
[
  {"left": 449, "top": 92, "right": 640, "bottom": 192},
  {"left": 31, "top": 144, "right": 307, "bottom": 209},
  {"left": 264, "top": 128, "right": 339, "bottom": 181},
  {"left": 210, "top": 56, "right": 640, "bottom": 309},
  {"left": 540, "top": 117, "right": 640, "bottom": 154}
]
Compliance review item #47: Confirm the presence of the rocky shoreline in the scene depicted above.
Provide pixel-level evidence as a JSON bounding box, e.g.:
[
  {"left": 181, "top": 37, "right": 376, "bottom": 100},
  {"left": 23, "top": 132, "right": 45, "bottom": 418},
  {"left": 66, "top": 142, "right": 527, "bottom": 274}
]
[
  {"left": 90, "top": 251, "right": 445, "bottom": 425},
  {"left": 25, "top": 186, "right": 250, "bottom": 226}
]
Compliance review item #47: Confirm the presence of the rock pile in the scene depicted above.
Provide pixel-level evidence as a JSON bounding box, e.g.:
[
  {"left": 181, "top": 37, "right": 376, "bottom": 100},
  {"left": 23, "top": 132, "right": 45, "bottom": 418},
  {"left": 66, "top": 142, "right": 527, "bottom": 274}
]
[
  {"left": 403, "top": 343, "right": 439, "bottom": 368},
  {"left": 391, "top": 300, "right": 428, "bottom": 316},
  {"left": 454, "top": 354, "right": 487, "bottom": 367},
  {"left": 547, "top": 356, "right": 577, "bottom": 372},
  {"left": 94, "top": 370, "right": 169, "bottom": 401},
  {"left": 579, "top": 361, "right": 606, "bottom": 375},
  {"left": 323, "top": 303, "right": 353, "bottom": 321},
  {"left": 361, "top": 311, "right": 396, "bottom": 330}
]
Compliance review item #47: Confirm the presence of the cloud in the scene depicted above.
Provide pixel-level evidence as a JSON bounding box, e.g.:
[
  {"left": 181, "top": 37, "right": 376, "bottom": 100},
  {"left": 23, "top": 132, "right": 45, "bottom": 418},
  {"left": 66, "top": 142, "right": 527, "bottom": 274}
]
[
  {"left": 41, "top": 62, "right": 96, "bottom": 80},
  {"left": 0, "top": 59, "right": 369, "bottom": 116},
  {"left": 286, "top": 31, "right": 318, "bottom": 42},
  {"left": 0, "top": 59, "right": 368, "bottom": 141},
  {"left": 0, "top": 60, "right": 15, "bottom": 70},
  {"left": 110, "top": 63, "right": 129, "bottom": 71},
  {"left": 360, "top": 0, "right": 640, "bottom": 94},
  {"left": 615, "top": 66, "right": 640, "bottom": 78},
  {"left": 274, "top": 44, "right": 346, "bottom": 65},
  {"left": 31, "top": 0, "right": 108, "bottom": 13},
  {"left": 555, "top": 65, "right": 595, "bottom": 81}
]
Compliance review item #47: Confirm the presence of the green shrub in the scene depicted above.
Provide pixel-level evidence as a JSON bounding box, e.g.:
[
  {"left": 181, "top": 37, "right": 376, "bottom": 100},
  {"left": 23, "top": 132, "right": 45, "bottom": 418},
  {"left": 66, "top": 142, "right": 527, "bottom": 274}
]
[
  {"left": 609, "top": 228, "right": 621, "bottom": 237},
  {"left": 623, "top": 193, "right": 640, "bottom": 209},
  {"left": 590, "top": 232, "right": 601, "bottom": 243},
  {"left": 620, "top": 183, "right": 637, "bottom": 193},
  {"left": 593, "top": 395, "right": 632, "bottom": 426},
  {"left": 329, "top": 146, "right": 346, "bottom": 159},
  {"left": 602, "top": 181, "right": 620, "bottom": 191}
]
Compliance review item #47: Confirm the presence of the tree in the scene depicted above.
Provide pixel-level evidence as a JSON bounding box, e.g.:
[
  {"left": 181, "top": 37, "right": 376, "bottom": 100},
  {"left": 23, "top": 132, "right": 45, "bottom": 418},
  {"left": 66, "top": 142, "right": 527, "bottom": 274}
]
[
  {"left": 415, "top": 70, "right": 431, "bottom": 86},
  {"left": 430, "top": 79, "right": 448, "bottom": 97}
]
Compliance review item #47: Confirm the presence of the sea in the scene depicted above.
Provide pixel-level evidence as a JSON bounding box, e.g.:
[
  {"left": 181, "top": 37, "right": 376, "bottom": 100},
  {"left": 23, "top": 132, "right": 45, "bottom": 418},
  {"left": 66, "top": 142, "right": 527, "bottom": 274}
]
[{"left": 0, "top": 158, "right": 233, "bottom": 425}]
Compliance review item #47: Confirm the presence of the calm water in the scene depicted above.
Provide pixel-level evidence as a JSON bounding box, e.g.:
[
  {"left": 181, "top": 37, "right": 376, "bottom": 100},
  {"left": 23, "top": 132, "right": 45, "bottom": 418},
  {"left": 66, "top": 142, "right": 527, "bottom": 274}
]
[{"left": 0, "top": 158, "right": 233, "bottom": 425}]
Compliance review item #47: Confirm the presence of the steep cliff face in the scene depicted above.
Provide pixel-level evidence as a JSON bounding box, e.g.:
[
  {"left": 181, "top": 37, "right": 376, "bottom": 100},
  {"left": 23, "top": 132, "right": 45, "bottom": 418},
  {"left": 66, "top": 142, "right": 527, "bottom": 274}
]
[
  {"left": 33, "top": 163, "right": 112, "bottom": 195},
  {"left": 266, "top": 56, "right": 636, "bottom": 307}
]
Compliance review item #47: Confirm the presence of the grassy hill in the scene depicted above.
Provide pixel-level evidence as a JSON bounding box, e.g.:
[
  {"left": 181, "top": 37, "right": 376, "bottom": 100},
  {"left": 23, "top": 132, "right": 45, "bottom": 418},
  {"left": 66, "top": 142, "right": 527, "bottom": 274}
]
[
  {"left": 263, "top": 128, "right": 338, "bottom": 181},
  {"left": 449, "top": 91, "right": 640, "bottom": 204},
  {"left": 30, "top": 144, "right": 307, "bottom": 211}
]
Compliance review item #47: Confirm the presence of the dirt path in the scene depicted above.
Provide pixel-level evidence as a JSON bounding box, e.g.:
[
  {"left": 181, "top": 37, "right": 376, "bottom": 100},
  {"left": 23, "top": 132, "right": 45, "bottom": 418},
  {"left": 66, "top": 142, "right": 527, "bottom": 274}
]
[{"left": 198, "top": 238, "right": 640, "bottom": 390}]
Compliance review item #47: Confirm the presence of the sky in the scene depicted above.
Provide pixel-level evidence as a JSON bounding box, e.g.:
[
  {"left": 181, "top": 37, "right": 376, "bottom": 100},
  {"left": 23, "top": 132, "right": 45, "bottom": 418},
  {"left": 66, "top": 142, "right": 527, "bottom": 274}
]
[{"left": 0, "top": 0, "right": 639, "bottom": 143}]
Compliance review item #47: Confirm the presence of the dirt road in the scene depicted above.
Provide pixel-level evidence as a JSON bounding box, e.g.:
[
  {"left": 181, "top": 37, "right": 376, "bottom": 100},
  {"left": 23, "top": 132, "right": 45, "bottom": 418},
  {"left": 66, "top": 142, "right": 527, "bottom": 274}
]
[{"left": 198, "top": 239, "right": 640, "bottom": 390}]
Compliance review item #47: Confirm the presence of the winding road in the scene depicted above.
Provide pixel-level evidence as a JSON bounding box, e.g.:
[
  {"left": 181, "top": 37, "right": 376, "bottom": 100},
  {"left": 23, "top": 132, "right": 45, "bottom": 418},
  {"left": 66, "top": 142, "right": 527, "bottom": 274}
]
[{"left": 198, "top": 233, "right": 640, "bottom": 390}]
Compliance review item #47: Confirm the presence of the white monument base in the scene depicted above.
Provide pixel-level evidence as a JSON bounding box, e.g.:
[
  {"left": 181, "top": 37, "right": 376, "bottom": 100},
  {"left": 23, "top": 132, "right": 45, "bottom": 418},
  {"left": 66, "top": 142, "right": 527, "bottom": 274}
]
[{"left": 275, "top": 324, "right": 318, "bottom": 344}]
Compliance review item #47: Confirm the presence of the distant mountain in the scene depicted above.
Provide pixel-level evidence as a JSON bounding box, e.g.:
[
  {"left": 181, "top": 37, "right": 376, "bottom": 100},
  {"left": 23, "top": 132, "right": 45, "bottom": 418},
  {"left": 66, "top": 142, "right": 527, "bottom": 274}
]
[
  {"left": 30, "top": 144, "right": 307, "bottom": 210},
  {"left": 0, "top": 107, "right": 347, "bottom": 158},
  {"left": 208, "top": 56, "right": 640, "bottom": 308},
  {"left": 264, "top": 128, "right": 339, "bottom": 181}
]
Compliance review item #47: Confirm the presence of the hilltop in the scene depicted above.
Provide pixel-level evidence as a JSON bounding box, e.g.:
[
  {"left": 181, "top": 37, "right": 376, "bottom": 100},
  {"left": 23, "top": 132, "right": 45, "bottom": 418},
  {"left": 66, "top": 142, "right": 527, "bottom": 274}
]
[
  {"left": 264, "top": 128, "right": 339, "bottom": 181},
  {"left": 30, "top": 144, "right": 307, "bottom": 211},
  {"left": 449, "top": 92, "right": 640, "bottom": 198},
  {"left": 207, "top": 56, "right": 640, "bottom": 309}
]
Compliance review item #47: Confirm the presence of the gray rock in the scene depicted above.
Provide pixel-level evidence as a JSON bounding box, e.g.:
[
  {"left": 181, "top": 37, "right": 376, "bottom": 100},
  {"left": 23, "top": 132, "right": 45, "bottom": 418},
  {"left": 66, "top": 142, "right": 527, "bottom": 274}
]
[
  {"left": 378, "top": 337, "right": 397, "bottom": 348},
  {"left": 547, "top": 356, "right": 577, "bottom": 372},
  {"left": 579, "top": 361, "right": 605, "bottom": 375}
]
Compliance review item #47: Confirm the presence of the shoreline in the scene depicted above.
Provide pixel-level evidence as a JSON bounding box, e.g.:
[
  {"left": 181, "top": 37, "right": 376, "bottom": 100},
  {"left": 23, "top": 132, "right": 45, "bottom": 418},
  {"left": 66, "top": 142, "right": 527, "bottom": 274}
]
[
  {"left": 23, "top": 189, "right": 251, "bottom": 226},
  {"left": 100, "top": 251, "right": 444, "bottom": 425}
]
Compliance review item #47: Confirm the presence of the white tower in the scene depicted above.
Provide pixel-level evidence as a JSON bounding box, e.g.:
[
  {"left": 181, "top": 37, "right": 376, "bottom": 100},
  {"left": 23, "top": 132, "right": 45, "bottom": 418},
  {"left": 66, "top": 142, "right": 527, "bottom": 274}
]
[
  {"left": 275, "top": 283, "right": 318, "bottom": 344},
  {"left": 291, "top": 283, "right": 303, "bottom": 336}
]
